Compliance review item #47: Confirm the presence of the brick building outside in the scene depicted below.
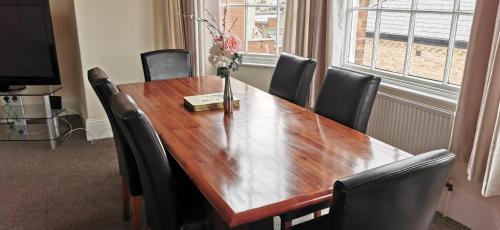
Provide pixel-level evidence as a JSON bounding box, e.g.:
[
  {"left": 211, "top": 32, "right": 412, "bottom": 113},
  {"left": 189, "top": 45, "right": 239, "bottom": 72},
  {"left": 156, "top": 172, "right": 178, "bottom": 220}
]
[
  {"left": 352, "top": 0, "right": 474, "bottom": 85},
  {"left": 225, "top": 0, "right": 284, "bottom": 55},
  {"left": 225, "top": 0, "right": 473, "bottom": 85}
]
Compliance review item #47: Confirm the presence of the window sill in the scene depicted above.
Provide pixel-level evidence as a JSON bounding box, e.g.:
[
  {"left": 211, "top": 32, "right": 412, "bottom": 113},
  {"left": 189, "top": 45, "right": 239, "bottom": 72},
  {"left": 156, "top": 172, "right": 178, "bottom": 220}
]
[
  {"left": 378, "top": 81, "right": 458, "bottom": 112},
  {"left": 340, "top": 65, "right": 459, "bottom": 112},
  {"left": 240, "top": 62, "right": 277, "bottom": 69},
  {"left": 235, "top": 62, "right": 459, "bottom": 112},
  {"left": 240, "top": 53, "right": 279, "bottom": 67}
]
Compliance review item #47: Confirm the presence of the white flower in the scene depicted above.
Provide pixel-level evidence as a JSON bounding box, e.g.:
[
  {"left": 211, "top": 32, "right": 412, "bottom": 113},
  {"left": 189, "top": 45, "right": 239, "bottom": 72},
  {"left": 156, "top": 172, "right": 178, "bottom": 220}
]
[{"left": 208, "top": 42, "right": 232, "bottom": 68}]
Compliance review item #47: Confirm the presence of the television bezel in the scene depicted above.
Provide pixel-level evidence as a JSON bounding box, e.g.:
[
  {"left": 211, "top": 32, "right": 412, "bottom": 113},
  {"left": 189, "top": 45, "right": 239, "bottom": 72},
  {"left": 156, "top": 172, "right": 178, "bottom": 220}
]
[{"left": 0, "top": 0, "right": 61, "bottom": 87}]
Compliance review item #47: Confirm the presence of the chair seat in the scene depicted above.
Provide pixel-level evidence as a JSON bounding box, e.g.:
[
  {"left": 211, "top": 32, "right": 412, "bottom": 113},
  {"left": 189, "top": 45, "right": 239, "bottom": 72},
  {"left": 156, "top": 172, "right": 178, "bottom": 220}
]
[{"left": 289, "top": 214, "right": 331, "bottom": 230}]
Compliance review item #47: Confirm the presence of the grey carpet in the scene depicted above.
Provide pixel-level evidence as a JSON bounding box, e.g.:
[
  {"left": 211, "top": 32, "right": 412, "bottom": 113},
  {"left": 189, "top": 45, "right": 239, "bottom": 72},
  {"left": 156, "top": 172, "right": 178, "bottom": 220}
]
[{"left": 0, "top": 124, "right": 469, "bottom": 230}]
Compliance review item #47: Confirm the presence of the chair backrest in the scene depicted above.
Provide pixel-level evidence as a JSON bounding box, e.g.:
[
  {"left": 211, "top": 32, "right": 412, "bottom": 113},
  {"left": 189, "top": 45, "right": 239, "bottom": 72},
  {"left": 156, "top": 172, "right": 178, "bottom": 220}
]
[
  {"left": 87, "top": 67, "right": 142, "bottom": 196},
  {"left": 269, "top": 52, "right": 317, "bottom": 107},
  {"left": 314, "top": 67, "right": 380, "bottom": 133},
  {"left": 330, "top": 149, "right": 455, "bottom": 230},
  {"left": 141, "top": 49, "right": 192, "bottom": 81},
  {"left": 110, "top": 92, "right": 180, "bottom": 230}
]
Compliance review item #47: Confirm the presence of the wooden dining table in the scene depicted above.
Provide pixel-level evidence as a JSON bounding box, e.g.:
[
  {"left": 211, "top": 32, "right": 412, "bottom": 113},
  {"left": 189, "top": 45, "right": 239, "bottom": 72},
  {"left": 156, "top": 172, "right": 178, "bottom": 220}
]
[{"left": 118, "top": 76, "right": 412, "bottom": 229}]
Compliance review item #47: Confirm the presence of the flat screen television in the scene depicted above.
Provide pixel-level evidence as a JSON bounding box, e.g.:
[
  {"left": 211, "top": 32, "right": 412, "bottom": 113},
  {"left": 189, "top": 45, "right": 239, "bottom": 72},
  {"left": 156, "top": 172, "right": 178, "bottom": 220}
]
[{"left": 0, "top": 0, "right": 60, "bottom": 91}]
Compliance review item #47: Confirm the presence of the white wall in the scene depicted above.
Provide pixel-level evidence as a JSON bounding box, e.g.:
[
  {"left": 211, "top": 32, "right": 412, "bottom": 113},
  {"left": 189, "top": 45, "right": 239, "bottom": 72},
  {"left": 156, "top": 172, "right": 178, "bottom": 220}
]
[
  {"left": 73, "top": 0, "right": 157, "bottom": 138},
  {"left": 232, "top": 65, "right": 275, "bottom": 92},
  {"left": 49, "top": 0, "right": 83, "bottom": 113},
  {"left": 438, "top": 162, "right": 500, "bottom": 229}
]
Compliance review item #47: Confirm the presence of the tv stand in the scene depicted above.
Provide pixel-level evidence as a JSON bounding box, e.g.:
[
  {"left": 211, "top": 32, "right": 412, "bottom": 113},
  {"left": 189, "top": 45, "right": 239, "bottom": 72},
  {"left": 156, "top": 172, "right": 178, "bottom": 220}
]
[
  {"left": 0, "top": 85, "right": 68, "bottom": 149},
  {"left": 0, "top": 85, "right": 26, "bottom": 92}
]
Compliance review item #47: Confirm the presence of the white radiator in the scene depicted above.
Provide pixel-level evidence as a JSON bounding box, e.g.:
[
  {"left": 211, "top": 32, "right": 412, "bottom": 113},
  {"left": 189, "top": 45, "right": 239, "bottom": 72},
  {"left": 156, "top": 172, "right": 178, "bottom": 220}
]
[{"left": 366, "top": 93, "right": 455, "bottom": 154}]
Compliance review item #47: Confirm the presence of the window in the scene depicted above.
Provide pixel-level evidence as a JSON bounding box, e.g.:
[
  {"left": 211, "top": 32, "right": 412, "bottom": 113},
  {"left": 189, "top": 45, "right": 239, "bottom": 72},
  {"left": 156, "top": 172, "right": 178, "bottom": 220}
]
[
  {"left": 224, "top": 0, "right": 286, "bottom": 65},
  {"left": 343, "top": 0, "right": 476, "bottom": 95}
]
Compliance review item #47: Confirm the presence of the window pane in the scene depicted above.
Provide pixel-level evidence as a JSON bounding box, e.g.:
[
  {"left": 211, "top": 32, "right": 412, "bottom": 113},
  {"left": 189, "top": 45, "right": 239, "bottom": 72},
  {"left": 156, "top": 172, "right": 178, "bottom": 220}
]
[
  {"left": 450, "top": 15, "right": 473, "bottom": 85},
  {"left": 417, "top": 0, "right": 454, "bottom": 11},
  {"left": 226, "top": 7, "right": 246, "bottom": 52},
  {"left": 375, "top": 12, "right": 410, "bottom": 74},
  {"left": 460, "top": 0, "right": 476, "bottom": 11},
  {"left": 276, "top": 6, "right": 285, "bottom": 53},
  {"left": 248, "top": 0, "right": 278, "bottom": 5},
  {"left": 348, "top": 10, "right": 376, "bottom": 67},
  {"left": 353, "top": 0, "right": 378, "bottom": 8},
  {"left": 382, "top": 0, "right": 411, "bottom": 9},
  {"left": 226, "top": 0, "right": 245, "bottom": 4},
  {"left": 409, "top": 13, "right": 452, "bottom": 82},
  {"left": 247, "top": 7, "right": 278, "bottom": 54}
]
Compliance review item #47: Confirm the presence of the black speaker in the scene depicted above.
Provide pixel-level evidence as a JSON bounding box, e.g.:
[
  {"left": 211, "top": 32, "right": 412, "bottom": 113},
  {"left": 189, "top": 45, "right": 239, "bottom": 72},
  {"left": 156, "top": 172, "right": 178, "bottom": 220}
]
[{"left": 49, "top": 96, "right": 62, "bottom": 110}]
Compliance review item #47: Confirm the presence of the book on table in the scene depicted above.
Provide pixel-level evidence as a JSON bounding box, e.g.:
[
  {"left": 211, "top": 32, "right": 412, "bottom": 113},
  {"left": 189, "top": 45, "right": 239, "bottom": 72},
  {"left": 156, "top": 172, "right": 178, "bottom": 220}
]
[{"left": 183, "top": 93, "right": 240, "bottom": 112}]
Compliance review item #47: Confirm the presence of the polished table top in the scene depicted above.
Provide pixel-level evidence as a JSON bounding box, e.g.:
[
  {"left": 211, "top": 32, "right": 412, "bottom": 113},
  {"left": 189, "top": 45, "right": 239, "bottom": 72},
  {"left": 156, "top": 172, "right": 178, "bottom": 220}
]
[{"left": 118, "top": 76, "right": 412, "bottom": 228}]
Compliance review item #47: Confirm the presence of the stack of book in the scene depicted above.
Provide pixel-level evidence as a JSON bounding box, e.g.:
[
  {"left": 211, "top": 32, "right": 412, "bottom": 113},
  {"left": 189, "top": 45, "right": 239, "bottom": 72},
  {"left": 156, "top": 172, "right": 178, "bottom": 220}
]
[{"left": 184, "top": 93, "right": 240, "bottom": 112}]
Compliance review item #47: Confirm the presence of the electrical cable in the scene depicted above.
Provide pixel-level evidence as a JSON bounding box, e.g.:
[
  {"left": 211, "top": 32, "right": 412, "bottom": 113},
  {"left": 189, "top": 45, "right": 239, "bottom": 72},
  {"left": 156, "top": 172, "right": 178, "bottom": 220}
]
[
  {"left": 58, "top": 112, "right": 97, "bottom": 142},
  {"left": 2, "top": 102, "right": 101, "bottom": 144}
]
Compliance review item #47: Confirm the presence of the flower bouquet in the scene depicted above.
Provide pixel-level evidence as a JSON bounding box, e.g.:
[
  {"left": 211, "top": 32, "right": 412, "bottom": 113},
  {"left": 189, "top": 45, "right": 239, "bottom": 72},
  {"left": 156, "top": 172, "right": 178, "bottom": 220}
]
[{"left": 198, "top": 6, "right": 243, "bottom": 113}]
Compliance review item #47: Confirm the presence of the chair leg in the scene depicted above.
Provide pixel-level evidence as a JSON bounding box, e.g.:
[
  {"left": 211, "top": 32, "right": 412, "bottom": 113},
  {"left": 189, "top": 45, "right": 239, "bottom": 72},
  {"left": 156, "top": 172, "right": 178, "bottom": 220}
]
[
  {"left": 121, "top": 176, "right": 130, "bottom": 221},
  {"left": 281, "top": 220, "right": 292, "bottom": 230},
  {"left": 132, "top": 196, "right": 142, "bottom": 230},
  {"left": 314, "top": 210, "right": 322, "bottom": 218}
]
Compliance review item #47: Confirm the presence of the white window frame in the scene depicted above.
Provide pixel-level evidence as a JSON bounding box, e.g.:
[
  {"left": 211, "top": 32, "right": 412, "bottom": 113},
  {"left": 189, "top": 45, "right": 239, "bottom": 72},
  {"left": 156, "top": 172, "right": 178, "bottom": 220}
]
[
  {"left": 224, "top": 0, "right": 286, "bottom": 66},
  {"left": 341, "top": 0, "right": 475, "bottom": 99}
]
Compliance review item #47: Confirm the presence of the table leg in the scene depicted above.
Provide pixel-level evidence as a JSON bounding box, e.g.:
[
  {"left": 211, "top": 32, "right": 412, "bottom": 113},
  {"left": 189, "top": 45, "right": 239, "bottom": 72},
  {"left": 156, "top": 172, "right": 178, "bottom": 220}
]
[{"left": 43, "top": 95, "right": 57, "bottom": 149}]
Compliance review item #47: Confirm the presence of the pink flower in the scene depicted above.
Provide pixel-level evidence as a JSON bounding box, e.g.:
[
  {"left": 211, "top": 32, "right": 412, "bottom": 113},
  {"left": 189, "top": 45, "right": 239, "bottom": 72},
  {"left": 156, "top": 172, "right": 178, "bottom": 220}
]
[{"left": 224, "top": 35, "right": 240, "bottom": 53}]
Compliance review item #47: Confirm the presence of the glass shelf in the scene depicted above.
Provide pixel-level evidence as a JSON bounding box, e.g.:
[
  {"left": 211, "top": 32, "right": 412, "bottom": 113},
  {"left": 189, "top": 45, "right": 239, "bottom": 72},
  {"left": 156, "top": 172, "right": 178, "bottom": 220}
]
[
  {"left": 0, "top": 85, "right": 62, "bottom": 96},
  {"left": 0, "top": 105, "right": 66, "bottom": 119},
  {"left": 0, "top": 121, "right": 70, "bottom": 141}
]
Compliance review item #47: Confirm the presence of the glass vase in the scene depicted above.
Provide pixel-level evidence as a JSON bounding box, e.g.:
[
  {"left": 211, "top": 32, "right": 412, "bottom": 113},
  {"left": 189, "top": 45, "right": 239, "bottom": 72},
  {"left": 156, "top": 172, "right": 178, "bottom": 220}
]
[
  {"left": 223, "top": 76, "right": 233, "bottom": 114},
  {"left": 217, "top": 67, "right": 233, "bottom": 114}
]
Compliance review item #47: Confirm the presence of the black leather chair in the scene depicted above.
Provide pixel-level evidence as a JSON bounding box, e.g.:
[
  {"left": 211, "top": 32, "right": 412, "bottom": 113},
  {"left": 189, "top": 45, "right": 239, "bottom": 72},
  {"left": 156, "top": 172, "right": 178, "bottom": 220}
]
[
  {"left": 288, "top": 149, "right": 455, "bottom": 230},
  {"left": 87, "top": 68, "right": 143, "bottom": 230},
  {"left": 314, "top": 67, "right": 381, "bottom": 133},
  {"left": 110, "top": 92, "right": 211, "bottom": 230},
  {"left": 141, "top": 49, "right": 192, "bottom": 81},
  {"left": 269, "top": 52, "right": 317, "bottom": 107}
]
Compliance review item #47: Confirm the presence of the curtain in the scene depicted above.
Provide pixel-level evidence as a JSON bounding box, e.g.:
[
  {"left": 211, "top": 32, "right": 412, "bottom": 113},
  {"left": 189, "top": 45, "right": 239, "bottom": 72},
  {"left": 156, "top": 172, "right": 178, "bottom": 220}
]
[
  {"left": 154, "top": 0, "right": 204, "bottom": 76},
  {"left": 449, "top": 0, "right": 500, "bottom": 197},
  {"left": 282, "top": 0, "right": 347, "bottom": 107}
]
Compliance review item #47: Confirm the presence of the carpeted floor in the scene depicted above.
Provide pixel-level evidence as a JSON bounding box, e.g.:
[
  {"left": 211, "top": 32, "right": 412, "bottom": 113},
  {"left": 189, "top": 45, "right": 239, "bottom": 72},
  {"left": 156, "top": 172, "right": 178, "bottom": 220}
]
[{"left": 0, "top": 123, "right": 470, "bottom": 230}]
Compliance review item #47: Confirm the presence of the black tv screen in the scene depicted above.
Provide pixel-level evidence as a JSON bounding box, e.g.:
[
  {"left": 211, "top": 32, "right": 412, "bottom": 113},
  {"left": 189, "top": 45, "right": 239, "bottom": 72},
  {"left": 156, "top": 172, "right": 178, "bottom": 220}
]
[{"left": 0, "top": 0, "right": 60, "bottom": 87}]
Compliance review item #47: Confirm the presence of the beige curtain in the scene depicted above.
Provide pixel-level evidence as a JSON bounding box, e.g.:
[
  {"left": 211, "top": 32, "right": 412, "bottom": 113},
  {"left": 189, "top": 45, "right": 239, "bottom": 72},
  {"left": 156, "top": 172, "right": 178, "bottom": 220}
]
[
  {"left": 154, "top": 0, "right": 200, "bottom": 75},
  {"left": 283, "top": 0, "right": 337, "bottom": 107},
  {"left": 449, "top": 0, "right": 500, "bottom": 197}
]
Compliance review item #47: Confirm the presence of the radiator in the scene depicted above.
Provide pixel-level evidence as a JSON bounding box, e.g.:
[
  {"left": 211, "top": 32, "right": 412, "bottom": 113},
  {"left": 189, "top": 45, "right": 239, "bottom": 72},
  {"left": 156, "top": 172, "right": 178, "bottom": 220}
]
[{"left": 366, "top": 93, "right": 455, "bottom": 154}]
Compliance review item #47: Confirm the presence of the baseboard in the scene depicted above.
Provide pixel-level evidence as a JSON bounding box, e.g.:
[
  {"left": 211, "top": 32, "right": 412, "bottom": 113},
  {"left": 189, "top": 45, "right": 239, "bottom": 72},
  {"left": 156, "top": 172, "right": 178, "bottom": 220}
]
[
  {"left": 84, "top": 117, "right": 113, "bottom": 141},
  {"left": 437, "top": 189, "right": 500, "bottom": 230}
]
